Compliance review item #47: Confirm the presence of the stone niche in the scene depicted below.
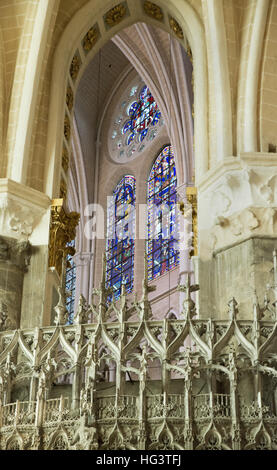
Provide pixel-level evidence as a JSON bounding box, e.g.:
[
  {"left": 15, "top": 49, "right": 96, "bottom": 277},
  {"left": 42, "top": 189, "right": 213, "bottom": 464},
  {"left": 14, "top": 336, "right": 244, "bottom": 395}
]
[{"left": 0, "top": 235, "right": 31, "bottom": 330}]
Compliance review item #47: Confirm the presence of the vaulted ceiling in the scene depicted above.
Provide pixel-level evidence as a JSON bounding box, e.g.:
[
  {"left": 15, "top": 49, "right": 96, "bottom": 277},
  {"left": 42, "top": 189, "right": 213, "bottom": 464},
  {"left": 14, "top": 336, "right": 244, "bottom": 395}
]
[{"left": 73, "top": 21, "right": 193, "bottom": 201}]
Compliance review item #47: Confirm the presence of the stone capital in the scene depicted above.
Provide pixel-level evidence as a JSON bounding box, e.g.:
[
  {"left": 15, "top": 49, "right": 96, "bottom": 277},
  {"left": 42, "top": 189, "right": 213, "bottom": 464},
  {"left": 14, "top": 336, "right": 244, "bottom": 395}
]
[
  {"left": 198, "top": 154, "right": 277, "bottom": 256},
  {"left": 73, "top": 252, "right": 94, "bottom": 267},
  {"left": 0, "top": 179, "right": 50, "bottom": 241},
  {"left": 176, "top": 183, "right": 187, "bottom": 201}
]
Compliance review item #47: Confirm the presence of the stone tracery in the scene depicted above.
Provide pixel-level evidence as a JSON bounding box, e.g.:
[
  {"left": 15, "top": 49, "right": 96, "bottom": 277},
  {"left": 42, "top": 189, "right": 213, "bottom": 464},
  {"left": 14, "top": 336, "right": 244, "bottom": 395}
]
[{"left": 0, "top": 252, "right": 277, "bottom": 450}]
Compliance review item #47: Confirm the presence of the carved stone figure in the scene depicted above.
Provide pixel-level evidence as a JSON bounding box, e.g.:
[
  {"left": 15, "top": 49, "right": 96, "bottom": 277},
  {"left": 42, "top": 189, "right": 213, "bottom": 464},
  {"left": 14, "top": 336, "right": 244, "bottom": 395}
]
[
  {"left": 71, "top": 414, "right": 98, "bottom": 450},
  {"left": 74, "top": 294, "right": 89, "bottom": 325}
]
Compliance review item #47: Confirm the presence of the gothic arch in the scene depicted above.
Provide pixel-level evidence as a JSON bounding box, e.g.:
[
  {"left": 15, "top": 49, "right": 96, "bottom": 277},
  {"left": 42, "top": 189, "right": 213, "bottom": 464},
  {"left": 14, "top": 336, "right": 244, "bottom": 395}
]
[
  {"left": 5, "top": 430, "right": 24, "bottom": 450},
  {"left": 44, "top": 0, "right": 208, "bottom": 199},
  {"left": 47, "top": 429, "right": 70, "bottom": 450}
]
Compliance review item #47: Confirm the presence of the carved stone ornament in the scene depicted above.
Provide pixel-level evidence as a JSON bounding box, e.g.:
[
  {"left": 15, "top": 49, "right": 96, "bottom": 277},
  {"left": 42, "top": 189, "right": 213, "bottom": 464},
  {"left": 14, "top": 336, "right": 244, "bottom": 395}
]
[
  {"left": 104, "top": 3, "right": 127, "bottom": 28},
  {"left": 70, "top": 53, "right": 82, "bottom": 81},
  {"left": 0, "top": 197, "right": 46, "bottom": 241},
  {"left": 73, "top": 252, "right": 93, "bottom": 267},
  {"left": 66, "top": 84, "right": 73, "bottom": 112},
  {"left": 64, "top": 114, "right": 71, "bottom": 141},
  {"left": 1, "top": 251, "right": 277, "bottom": 449},
  {"left": 187, "top": 45, "right": 193, "bottom": 63},
  {"left": 143, "top": 1, "right": 164, "bottom": 21},
  {"left": 82, "top": 25, "right": 100, "bottom": 52},
  {"left": 0, "top": 235, "right": 31, "bottom": 271},
  {"left": 62, "top": 146, "right": 69, "bottom": 173},
  {"left": 59, "top": 178, "right": 67, "bottom": 200},
  {"left": 54, "top": 287, "right": 68, "bottom": 326},
  {"left": 48, "top": 199, "right": 80, "bottom": 276},
  {"left": 169, "top": 16, "right": 184, "bottom": 40}
]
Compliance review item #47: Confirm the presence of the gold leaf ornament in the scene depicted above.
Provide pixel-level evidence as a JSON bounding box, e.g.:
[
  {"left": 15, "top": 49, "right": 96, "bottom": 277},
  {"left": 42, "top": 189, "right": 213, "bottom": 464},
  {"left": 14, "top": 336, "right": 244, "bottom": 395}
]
[
  {"left": 169, "top": 17, "right": 184, "bottom": 40},
  {"left": 83, "top": 26, "right": 99, "bottom": 51},
  {"left": 70, "top": 54, "right": 81, "bottom": 81},
  {"left": 144, "top": 1, "right": 163, "bottom": 21},
  {"left": 105, "top": 3, "right": 126, "bottom": 26},
  {"left": 66, "top": 85, "right": 73, "bottom": 111},
  {"left": 62, "top": 147, "right": 69, "bottom": 173},
  {"left": 64, "top": 115, "right": 71, "bottom": 141}
]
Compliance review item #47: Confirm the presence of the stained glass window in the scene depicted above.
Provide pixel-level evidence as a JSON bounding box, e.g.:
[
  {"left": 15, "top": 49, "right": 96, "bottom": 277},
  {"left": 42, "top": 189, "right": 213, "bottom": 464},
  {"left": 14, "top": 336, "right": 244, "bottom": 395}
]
[
  {"left": 65, "top": 240, "right": 76, "bottom": 324},
  {"left": 106, "top": 175, "right": 136, "bottom": 300},
  {"left": 109, "top": 79, "right": 164, "bottom": 162},
  {"left": 122, "top": 85, "right": 161, "bottom": 147},
  {"left": 147, "top": 145, "right": 179, "bottom": 281}
]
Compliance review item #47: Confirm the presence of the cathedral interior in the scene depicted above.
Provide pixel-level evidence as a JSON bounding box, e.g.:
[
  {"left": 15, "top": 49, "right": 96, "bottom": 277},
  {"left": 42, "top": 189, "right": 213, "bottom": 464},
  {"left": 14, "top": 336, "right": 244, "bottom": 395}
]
[{"left": 0, "top": 0, "right": 277, "bottom": 451}]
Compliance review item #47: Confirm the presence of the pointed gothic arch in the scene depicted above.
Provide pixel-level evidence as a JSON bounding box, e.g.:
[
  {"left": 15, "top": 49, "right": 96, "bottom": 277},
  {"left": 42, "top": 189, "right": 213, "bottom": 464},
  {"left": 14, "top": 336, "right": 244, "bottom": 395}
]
[{"left": 44, "top": 0, "right": 208, "bottom": 199}]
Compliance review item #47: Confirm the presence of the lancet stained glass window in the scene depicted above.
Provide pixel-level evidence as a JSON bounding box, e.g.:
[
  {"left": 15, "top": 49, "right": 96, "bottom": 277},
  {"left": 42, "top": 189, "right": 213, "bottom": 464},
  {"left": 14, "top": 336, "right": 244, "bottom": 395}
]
[
  {"left": 106, "top": 175, "right": 136, "bottom": 300},
  {"left": 65, "top": 240, "right": 76, "bottom": 324},
  {"left": 147, "top": 145, "right": 179, "bottom": 281}
]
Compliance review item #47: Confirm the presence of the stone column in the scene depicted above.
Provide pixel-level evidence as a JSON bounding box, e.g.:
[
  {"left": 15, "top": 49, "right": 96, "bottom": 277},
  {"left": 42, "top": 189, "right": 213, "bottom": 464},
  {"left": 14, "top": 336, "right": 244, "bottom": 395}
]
[
  {"left": 0, "top": 235, "right": 31, "bottom": 329},
  {"left": 73, "top": 251, "right": 94, "bottom": 309},
  {"left": 176, "top": 184, "right": 196, "bottom": 316},
  {"left": 198, "top": 154, "right": 277, "bottom": 319},
  {"left": 0, "top": 178, "right": 51, "bottom": 329}
]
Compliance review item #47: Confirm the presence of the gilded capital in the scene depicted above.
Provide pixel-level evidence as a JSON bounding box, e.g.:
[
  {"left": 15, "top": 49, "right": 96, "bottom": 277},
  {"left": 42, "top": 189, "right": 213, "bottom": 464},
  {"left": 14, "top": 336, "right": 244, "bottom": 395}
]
[{"left": 48, "top": 199, "right": 80, "bottom": 277}]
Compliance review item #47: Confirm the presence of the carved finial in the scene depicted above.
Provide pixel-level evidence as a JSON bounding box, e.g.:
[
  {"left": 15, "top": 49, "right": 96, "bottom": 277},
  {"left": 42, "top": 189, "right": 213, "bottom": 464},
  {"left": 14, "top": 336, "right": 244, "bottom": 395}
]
[
  {"left": 228, "top": 297, "right": 238, "bottom": 321},
  {"left": 141, "top": 251, "right": 156, "bottom": 301},
  {"left": 74, "top": 294, "right": 89, "bottom": 325},
  {"left": 253, "top": 290, "right": 261, "bottom": 321},
  {"left": 177, "top": 273, "right": 199, "bottom": 319},
  {"left": 54, "top": 286, "right": 68, "bottom": 326}
]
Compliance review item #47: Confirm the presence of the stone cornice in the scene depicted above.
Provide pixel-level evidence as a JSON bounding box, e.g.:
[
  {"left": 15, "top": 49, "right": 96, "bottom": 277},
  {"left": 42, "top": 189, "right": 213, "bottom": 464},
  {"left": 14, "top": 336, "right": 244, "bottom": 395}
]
[{"left": 0, "top": 178, "right": 51, "bottom": 210}]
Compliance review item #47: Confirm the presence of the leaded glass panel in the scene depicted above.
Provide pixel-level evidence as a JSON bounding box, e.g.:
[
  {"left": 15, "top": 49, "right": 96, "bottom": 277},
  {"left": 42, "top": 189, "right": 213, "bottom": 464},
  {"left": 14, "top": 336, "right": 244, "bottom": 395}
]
[
  {"left": 106, "top": 175, "right": 136, "bottom": 300},
  {"left": 65, "top": 240, "right": 76, "bottom": 324},
  {"left": 147, "top": 145, "right": 179, "bottom": 281}
]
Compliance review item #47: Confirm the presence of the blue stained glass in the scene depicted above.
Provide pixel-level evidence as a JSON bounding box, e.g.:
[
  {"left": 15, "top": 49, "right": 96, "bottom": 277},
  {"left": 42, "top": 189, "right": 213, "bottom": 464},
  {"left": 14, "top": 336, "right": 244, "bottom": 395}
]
[
  {"left": 106, "top": 175, "right": 136, "bottom": 301},
  {"left": 147, "top": 145, "right": 179, "bottom": 281},
  {"left": 140, "top": 85, "right": 148, "bottom": 100},
  {"left": 65, "top": 240, "right": 76, "bottom": 324},
  {"left": 140, "top": 129, "right": 148, "bottom": 142},
  {"left": 127, "top": 133, "right": 135, "bottom": 145},
  {"left": 128, "top": 102, "right": 139, "bottom": 116},
  {"left": 152, "top": 111, "right": 161, "bottom": 125},
  {"left": 122, "top": 85, "right": 161, "bottom": 146},
  {"left": 122, "top": 120, "right": 133, "bottom": 134}
]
